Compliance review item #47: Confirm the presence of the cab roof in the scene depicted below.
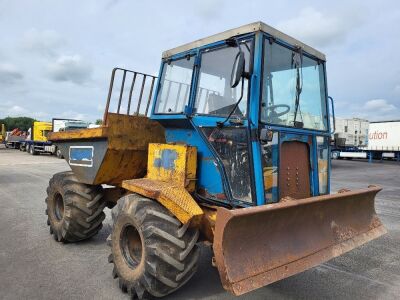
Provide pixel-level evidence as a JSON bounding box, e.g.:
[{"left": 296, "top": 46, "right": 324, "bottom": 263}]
[{"left": 162, "top": 21, "right": 326, "bottom": 61}]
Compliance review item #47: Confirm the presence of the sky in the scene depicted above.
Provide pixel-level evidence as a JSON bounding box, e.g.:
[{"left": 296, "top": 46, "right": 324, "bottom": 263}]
[{"left": 0, "top": 0, "right": 399, "bottom": 122}]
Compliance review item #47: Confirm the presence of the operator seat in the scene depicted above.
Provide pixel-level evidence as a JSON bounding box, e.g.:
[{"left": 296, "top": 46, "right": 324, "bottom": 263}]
[{"left": 207, "top": 94, "right": 243, "bottom": 116}]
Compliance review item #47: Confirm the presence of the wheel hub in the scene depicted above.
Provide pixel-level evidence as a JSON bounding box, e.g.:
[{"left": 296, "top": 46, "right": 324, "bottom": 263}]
[
  {"left": 54, "top": 193, "right": 64, "bottom": 221},
  {"left": 120, "top": 224, "right": 143, "bottom": 269}
]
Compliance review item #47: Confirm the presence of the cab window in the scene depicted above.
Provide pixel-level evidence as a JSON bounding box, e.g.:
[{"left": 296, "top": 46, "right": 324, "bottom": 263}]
[
  {"left": 154, "top": 56, "right": 194, "bottom": 114},
  {"left": 194, "top": 41, "right": 251, "bottom": 117}
]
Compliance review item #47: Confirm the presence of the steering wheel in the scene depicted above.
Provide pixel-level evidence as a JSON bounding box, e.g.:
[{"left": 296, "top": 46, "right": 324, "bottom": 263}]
[{"left": 266, "top": 104, "right": 290, "bottom": 117}]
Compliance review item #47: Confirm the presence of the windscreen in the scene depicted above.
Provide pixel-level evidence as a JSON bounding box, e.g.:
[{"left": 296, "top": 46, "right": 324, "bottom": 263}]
[{"left": 261, "top": 41, "right": 328, "bottom": 131}]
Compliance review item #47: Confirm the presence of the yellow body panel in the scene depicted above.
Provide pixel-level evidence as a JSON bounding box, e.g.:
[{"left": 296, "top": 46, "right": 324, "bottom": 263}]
[
  {"left": 0, "top": 124, "right": 5, "bottom": 142},
  {"left": 122, "top": 143, "right": 203, "bottom": 224},
  {"left": 49, "top": 127, "right": 107, "bottom": 140},
  {"left": 33, "top": 121, "right": 52, "bottom": 142},
  {"left": 318, "top": 159, "right": 328, "bottom": 192},
  {"left": 147, "top": 143, "right": 197, "bottom": 192},
  {"left": 122, "top": 178, "right": 203, "bottom": 225},
  {"left": 199, "top": 205, "right": 218, "bottom": 242},
  {"left": 263, "top": 167, "right": 274, "bottom": 191}
]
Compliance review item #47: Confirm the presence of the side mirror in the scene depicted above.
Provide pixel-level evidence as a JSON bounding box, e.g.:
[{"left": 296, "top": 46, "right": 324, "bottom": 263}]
[{"left": 230, "top": 51, "right": 245, "bottom": 88}]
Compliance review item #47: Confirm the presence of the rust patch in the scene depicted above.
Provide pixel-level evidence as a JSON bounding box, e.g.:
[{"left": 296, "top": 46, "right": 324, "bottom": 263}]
[
  {"left": 331, "top": 221, "right": 357, "bottom": 242},
  {"left": 48, "top": 127, "right": 107, "bottom": 141},
  {"left": 279, "top": 141, "right": 311, "bottom": 199},
  {"left": 280, "top": 196, "right": 295, "bottom": 202},
  {"left": 369, "top": 215, "right": 383, "bottom": 230}
]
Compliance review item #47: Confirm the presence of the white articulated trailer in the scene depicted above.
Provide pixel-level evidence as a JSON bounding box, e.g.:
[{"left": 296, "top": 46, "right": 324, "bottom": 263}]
[
  {"left": 366, "top": 120, "right": 400, "bottom": 159},
  {"left": 331, "top": 120, "right": 400, "bottom": 161}
]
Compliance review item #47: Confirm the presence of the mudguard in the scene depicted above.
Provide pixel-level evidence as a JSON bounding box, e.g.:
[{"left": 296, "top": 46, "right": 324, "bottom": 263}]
[
  {"left": 213, "top": 185, "right": 386, "bottom": 295},
  {"left": 122, "top": 178, "right": 204, "bottom": 225}
]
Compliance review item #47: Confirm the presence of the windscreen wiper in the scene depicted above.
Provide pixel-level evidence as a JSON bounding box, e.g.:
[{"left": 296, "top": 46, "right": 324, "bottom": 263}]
[
  {"left": 292, "top": 48, "right": 304, "bottom": 128},
  {"left": 217, "top": 77, "right": 245, "bottom": 127}
]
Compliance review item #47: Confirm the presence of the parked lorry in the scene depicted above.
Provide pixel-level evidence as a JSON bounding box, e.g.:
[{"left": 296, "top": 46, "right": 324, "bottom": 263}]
[
  {"left": 51, "top": 118, "right": 89, "bottom": 157},
  {"left": 4, "top": 128, "right": 27, "bottom": 149},
  {"left": 24, "top": 121, "right": 53, "bottom": 155},
  {"left": 366, "top": 120, "right": 400, "bottom": 159},
  {"left": 52, "top": 118, "right": 89, "bottom": 133},
  {"left": 46, "top": 22, "right": 385, "bottom": 298},
  {"left": 331, "top": 120, "right": 400, "bottom": 161},
  {"left": 330, "top": 133, "right": 366, "bottom": 159},
  {"left": 23, "top": 119, "right": 89, "bottom": 157},
  {"left": 0, "top": 123, "right": 5, "bottom": 144}
]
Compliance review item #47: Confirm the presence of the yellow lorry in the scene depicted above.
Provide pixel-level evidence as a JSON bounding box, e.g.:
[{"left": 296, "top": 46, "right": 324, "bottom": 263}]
[
  {"left": 24, "top": 119, "right": 89, "bottom": 156},
  {"left": 24, "top": 121, "right": 55, "bottom": 155},
  {"left": 0, "top": 124, "right": 5, "bottom": 143}
]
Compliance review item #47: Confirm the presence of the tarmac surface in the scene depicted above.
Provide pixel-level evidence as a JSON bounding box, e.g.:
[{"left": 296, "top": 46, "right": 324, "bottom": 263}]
[{"left": 0, "top": 145, "right": 399, "bottom": 299}]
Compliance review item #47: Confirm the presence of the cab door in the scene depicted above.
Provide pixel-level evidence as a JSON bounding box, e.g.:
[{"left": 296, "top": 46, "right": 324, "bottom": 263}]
[{"left": 190, "top": 37, "right": 255, "bottom": 206}]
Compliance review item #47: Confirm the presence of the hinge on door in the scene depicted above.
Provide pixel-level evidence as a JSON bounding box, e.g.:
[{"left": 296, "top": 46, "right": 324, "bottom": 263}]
[
  {"left": 250, "top": 128, "right": 258, "bottom": 141},
  {"left": 194, "top": 55, "right": 201, "bottom": 68}
]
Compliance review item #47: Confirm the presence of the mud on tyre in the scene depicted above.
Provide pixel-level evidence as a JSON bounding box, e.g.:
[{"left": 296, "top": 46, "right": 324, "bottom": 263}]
[
  {"left": 108, "top": 194, "right": 200, "bottom": 299},
  {"left": 45, "top": 171, "right": 106, "bottom": 242}
]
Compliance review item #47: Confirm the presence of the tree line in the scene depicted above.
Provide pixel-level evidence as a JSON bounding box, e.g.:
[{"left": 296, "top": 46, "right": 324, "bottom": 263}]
[
  {"left": 0, "top": 117, "right": 37, "bottom": 131},
  {"left": 0, "top": 117, "right": 103, "bottom": 131}
]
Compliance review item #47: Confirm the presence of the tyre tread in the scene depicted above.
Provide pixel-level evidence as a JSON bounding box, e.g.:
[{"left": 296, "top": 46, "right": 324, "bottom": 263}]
[
  {"left": 45, "top": 172, "right": 105, "bottom": 243},
  {"left": 109, "top": 193, "right": 200, "bottom": 299}
]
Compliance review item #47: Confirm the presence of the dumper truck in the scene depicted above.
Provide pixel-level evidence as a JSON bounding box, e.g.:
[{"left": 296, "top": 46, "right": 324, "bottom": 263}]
[{"left": 46, "top": 21, "right": 386, "bottom": 298}]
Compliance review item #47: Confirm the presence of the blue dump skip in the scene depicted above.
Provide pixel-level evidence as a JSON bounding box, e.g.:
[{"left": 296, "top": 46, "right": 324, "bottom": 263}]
[
  {"left": 154, "top": 149, "right": 177, "bottom": 170},
  {"left": 69, "top": 147, "right": 93, "bottom": 167}
]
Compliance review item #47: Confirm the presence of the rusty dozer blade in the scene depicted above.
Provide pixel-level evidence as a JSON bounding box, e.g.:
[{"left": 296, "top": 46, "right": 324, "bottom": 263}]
[{"left": 213, "top": 186, "right": 386, "bottom": 295}]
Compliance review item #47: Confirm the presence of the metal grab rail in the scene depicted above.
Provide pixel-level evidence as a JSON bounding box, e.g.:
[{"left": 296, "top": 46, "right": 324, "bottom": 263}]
[
  {"left": 103, "top": 68, "right": 157, "bottom": 124},
  {"left": 157, "top": 79, "right": 221, "bottom": 113}
]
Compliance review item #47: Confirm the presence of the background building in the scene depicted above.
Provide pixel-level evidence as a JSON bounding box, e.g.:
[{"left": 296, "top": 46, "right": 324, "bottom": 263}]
[{"left": 334, "top": 118, "right": 369, "bottom": 147}]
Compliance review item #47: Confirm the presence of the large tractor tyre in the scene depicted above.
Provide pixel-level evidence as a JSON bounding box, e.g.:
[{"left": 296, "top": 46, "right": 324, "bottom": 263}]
[
  {"left": 45, "top": 171, "right": 106, "bottom": 242},
  {"left": 108, "top": 194, "right": 200, "bottom": 299}
]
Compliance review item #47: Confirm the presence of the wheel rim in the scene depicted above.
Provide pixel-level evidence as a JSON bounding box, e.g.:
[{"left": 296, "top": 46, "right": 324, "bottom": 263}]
[
  {"left": 54, "top": 193, "right": 64, "bottom": 221},
  {"left": 120, "top": 224, "right": 143, "bottom": 269}
]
